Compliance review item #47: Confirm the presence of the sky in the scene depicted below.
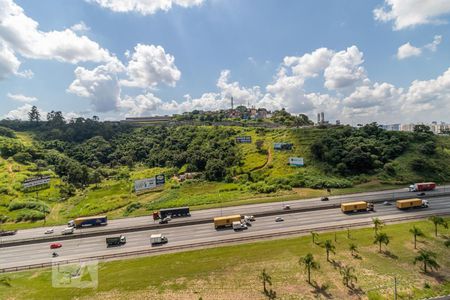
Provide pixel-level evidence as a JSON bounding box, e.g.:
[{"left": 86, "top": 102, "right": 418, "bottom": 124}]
[{"left": 0, "top": 0, "right": 450, "bottom": 124}]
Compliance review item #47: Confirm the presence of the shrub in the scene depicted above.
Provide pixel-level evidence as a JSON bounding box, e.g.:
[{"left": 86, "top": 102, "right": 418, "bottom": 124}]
[
  {"left": 15, "top": 210, "right": 45, "bottom": 222},
  {"left": 13, "top": 152, "right": 33, "bottom": 164},
  {"left": 8, "top": 199, "right": 50, "bottom": 213},
  {"left": 0, "top": 126, "right": 16, "bottom": 138},
  {"left": 124, "top": 202, "right": 142, "bottom": 216}
]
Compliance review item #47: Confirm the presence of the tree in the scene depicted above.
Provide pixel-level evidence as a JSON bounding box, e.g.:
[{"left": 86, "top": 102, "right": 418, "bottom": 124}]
[
  {"left": 204, "top": 158, "right": 226, "bottom": 181},
  {"left": 259, "top": 269, "right": 277, "bottom": 299},
  {"left": 373, "top": 232, "right": 390, "bottom": 253},
  {"left": 28, "top": 105, "right": 40, "bottom": 123},
  {"left": 428, "top": 216, "right": 448, "bottom": 237},
  {"left": 299, "top": 253, "right": 320, "bottom": 284},
  {"left": 444, "top": 239, "right": 450, "bottom": 248},
  {"left": 372, "top": 218, "right": 384, "bottom": 234},
  {"left": 255, "top": 139, "right": 264, "bottom": 151},
  {"left": 414, "top": 250, "right": 440, "bottom": 273},
  {"left": 323, "top": 239, "right": 335, "bottom": 262},
  {"left": 340, "top": 265, "right": 357, "bottom": 288},
  {"left": 409, "top": 226, "right": 424, "bottom": 249},
  {"left": 349, "top": 243, "right": 358, "bottom": 257},
  {"left": 46, "top": 110, "right": 65, "bottom": 127}
]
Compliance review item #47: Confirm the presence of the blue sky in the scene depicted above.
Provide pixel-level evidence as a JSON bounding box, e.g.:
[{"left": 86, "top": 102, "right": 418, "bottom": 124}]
[{"left": 1, "top": 0, "right": 450, "bottom": 124}]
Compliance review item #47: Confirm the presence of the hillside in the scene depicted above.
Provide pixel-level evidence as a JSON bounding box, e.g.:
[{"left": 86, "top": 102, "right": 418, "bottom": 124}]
[{"left": 1, "top": 122, "right": 450, "bottom": 229}]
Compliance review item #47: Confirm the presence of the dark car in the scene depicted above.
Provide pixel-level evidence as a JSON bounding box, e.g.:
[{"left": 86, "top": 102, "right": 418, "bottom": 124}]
[
  {"left": 320, "top": 197, "right": 329, "bottom": 201},
  {"left": 417, "top": 192, "right": 426, "bottom": 196}
]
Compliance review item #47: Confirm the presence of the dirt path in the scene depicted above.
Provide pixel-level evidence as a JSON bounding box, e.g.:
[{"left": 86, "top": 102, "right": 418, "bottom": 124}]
[{"left": 249, "top": 147, "right": 273, "bottom": 172}]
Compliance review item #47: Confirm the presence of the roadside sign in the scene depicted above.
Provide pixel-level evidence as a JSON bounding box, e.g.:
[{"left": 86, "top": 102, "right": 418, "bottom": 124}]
[
  {"left": 22, "top": 176, "right": 51, "bottom": 189},
  {"left": 289, "top": 157, "right": 304, "bottom": 166},
  {"left": 236, "top": 136, "right": 252, "bottom": 143}
]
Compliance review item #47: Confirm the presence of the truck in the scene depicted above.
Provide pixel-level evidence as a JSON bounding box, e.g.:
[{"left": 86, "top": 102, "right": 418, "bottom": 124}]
[
  {"left": 61, "top": 227, "right": 74, "bottom": 235},
  {"left": 409, "top": 182, "right": 436, "bottom": 192},
  {"left": 0, "top": 230, "right": 17, "bottom": 236},
  {"left": 152, "top": 207, "right": 190, "bottom": 220},
  {"left": 150, "top": 233, "right": 168, "bottom": 245},
  {"left": 232, "top": 221, "right": 247, "bottom": 231},
  {"left": 106, "top": 235, "right": 126, "bottom": 246},
  {"left": 214, "top": 215, "right": 242, "bottom": 229},
  {"left": 396, "top": 198, "right": 429, "bottom": 209},
  {"left": 341, "top": 201, "right": 374, "bottom": 213},
  {"left": 68, "top": 216, "right": 107, "bottom": 228}
]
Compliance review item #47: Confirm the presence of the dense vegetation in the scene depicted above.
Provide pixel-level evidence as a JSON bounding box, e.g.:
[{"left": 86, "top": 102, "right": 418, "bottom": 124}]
[{"left": 1, "top": 107, "right": 450, "bottom": 226}]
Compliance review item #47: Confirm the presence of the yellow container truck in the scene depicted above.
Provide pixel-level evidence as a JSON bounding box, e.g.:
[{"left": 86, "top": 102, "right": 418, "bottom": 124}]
[
  {"left": 396, "top": 198, "right": 429, "bottom": 209},
  {"left": 214, "top": 215, "right": 241, "bottom": 229},
  {"left": 341, "top": 201, "right": 374, "bottom": 213}
]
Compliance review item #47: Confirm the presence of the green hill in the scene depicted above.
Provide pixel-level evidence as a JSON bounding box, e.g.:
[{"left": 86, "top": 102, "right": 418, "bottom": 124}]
[{"left": 1, "top": 121, "right": 449, "bottom": 229}]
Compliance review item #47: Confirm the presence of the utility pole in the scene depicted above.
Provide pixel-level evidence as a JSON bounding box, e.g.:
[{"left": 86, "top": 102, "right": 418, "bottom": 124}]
[{"left": 394, "top": 277, "right": 397, "bottom": 300}]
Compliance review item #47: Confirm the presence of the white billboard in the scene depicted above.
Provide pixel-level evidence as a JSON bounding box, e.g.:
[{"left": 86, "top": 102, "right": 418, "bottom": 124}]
[
  {"left": 289, "top": 157, "right": 304, "bottom": 167},
  {"left": 22, "top": 176, "right": 51, "bottom": 189},
  {"left": 134, "top": 175, "right": 165, "bottom": 192}
]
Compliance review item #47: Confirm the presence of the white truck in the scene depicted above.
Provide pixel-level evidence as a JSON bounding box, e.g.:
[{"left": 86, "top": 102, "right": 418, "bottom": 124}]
[
  {"left": 150, "top": 233, "right": 168, "bottom": 245},
  {"left": 61, "top": 227, "right": 74, "bottom": 235},
  {"left": 232, "top": 221, "right": 247, "bottom": 231}
]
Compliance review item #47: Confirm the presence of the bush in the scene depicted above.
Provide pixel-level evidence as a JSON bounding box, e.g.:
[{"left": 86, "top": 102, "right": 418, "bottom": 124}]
[
  {"left": 15, "top": 210, "right": 45, "bottom": 222},
  {"left": 248, "top": 182, "right": 278, "bottom": 193},
  {"left": 13, "top": 152, "right": 32, "bottom": 164},
  {"left": 124, "top": 202, "right": 142, "bottom": 216},
  {"left": 8, "top": 199, "right": 50, "bottom": 213},
  {"left": 0, "top": 126, "right": 16, "bottom": 138}
]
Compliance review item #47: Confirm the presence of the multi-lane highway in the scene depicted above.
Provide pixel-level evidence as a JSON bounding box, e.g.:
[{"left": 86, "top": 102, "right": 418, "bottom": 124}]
[
  {"left": 2, "top": 185, "right": 449, "bottom": 243},
  {"left": 1, "top": 195, "right": 449, "bottom": 270}
]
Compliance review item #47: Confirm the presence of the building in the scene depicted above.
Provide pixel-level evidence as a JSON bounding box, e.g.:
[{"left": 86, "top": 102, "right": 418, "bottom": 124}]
[{"left": 380, "top": 124, "right": 400, "bottom": 131}]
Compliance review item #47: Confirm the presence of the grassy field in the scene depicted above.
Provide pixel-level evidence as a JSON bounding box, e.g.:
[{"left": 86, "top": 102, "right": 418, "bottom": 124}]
[
  {"left": 1, "top": 127, "right": 450, "bottom": 230},
  {"left": 0, "top": 218, "right": 448, "bottom": 299}
]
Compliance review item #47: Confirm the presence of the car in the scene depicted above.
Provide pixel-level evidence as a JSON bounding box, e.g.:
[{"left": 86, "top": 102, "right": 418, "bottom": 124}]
[
  {"left": 159, "top": 217, "right": 171, "bottom": 224},
  {"left": 44, "top": 228, "right": 54, "bottom": 234},
  {"left": 383, "top": 201, "right": 391, "bottom": 206},
  {"left": 417, "top": 192, "right": 426, "bottom": 196},
  {"left": 320, "top": 196, "right": 329, "bottom": 201},
  {"left": 244, "top": 215, "right": 255, "bottom": 221},
  {"left": 50, "top": 243, "right": 62, "bottom": 249},
  {"left": 275, "top": 217, "right": 284, "bottom": 222},
  {"left": 282, "top": 205, "right": 291, "bottom": 210}
]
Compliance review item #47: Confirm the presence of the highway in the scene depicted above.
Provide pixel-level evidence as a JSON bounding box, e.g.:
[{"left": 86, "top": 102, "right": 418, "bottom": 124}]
[
  {"left": 2, "top": 185, "right": 449, "bottom": 244},
  {"left": 1, "top": 195, "right": 449, "bottom": 270}
]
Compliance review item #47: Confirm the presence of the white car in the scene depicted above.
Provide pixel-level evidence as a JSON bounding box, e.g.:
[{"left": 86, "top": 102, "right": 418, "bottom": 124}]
[
  {"left": 44, "top": 228, "right": 54, "bottom": 234},
  {"left": 275, "top": 217, "right": 284, "bottom": 222}
]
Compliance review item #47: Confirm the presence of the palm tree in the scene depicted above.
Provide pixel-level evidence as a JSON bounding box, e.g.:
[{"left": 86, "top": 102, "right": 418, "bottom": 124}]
[
  {"left": 414, "top": 250, "right": 440, "bottom": 273},
  {"left": 409, "top": 226, "right": 425, "bottom": 249},
  {"left": 372, "top": 218, "right": 384, "bottom": 234},
  {"left": 299, "top": 253, "right": 320, "bottom": 284},
  {"left": 373, "top": 232, "right": 390, "bottom": 253},
  {"left": 340, "top": 265, "right": 357, "bottom": 288},
  {"left": 349, "top": 243, "right": 358, "bottom": 257},
  {"left": 323, "top": 239, "right": 335, "bottom": 262},
  {"left": 428, "top": 216, "right": 448, "bottom": 237}
]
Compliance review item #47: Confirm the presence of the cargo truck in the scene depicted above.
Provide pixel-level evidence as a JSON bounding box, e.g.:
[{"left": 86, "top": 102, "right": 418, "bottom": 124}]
[
  {"left": 106, "top": 235, "right": 126, "bottom": 246},
  {"left": 214, "top": 215, "right": 242, "bottom": 229},
  {"left": 341, "top": 201, "right": 374, "bottom": 213},
  {"left": 150, "top": 233, "right": 168, "bottom": 245},
  {"left": 409, "top": 182, "right": 436, "bottom": 192},
  {"left": 152, "top": 207, "right": 190, "bottom": 220},
  {"left": 396, "top": 198, "right": 429, "bottom": 209},
  {"left": 68, "top": 216, "right": 107, "bottom": 228},
  {"left": 61, "top": 227, "right": 74, "bottom": 235},
  {"left": 0, "top": 230, "right": 17, "bottom": 236}
]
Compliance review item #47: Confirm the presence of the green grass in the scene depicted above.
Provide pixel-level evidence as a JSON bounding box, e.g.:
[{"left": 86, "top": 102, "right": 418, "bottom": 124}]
[{"left": 1, "top": 218, "right": 448, "bottom": 299}]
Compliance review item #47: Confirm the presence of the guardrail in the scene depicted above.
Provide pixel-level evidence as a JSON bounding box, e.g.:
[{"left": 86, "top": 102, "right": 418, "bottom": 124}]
[
  {"left": 1, "top": 190, "right": 449, "bottom": 248},
  {"left": 1, "top": 212, "right": 448, "bottom": 274}
]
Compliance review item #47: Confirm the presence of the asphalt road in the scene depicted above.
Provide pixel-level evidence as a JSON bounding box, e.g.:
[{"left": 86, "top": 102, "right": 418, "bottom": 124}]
[
  {"left": 2, "top": 185, "right": 449, "bottom": 243},
  {"left": 1, "top": 195, "right": 449, "bottom": 270}
]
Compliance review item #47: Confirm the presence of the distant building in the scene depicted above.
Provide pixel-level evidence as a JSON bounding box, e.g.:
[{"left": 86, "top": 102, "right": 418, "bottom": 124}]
[
  {"left": 380, "top": 124, "right": 400, "bottom": 131},
  {"left": 400, "top": 124, "right": 415, "bottom": 132}
]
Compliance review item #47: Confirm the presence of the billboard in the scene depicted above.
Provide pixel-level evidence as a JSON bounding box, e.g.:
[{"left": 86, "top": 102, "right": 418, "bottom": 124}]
[
  {"left": 274, "top": 143, "right": 293, "bottom": 150},
  {"left": 134, "top": 174, "right": 165, "bottom": 192},
  {"left": 22, "top": 176, "right": 51, "bottom": 189},
  {"left": 236, "top": 136, "right": 252, "bottom": 143},
  {"left": 289, "top": 157, "right": 304, "bottom": 167}
]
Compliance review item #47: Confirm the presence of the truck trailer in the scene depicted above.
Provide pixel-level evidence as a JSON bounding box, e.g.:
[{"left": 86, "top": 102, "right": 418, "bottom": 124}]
[
  {"left": 152, "top": 207, "right": 190, "bottom": 220},
  {"left": 150, "top": 233, "right": 168, "bottom": 245},
  {"left": 106, "top": 235, "right": 126, "bottom": 246},
  {"left": 341, "top": 201, "right": 374, "bottom": 213},
  {"left": 68, "top": 216, "right": 107, "bottom": 228},
  {"left": 214, "top": 215, "right": 242, "bottom": 229},
  {"left": 409, "top": 182, "right": 436, "bottom": 192},
  {"left": 396, "top": 198, "right": 429, "bottom": 209}
]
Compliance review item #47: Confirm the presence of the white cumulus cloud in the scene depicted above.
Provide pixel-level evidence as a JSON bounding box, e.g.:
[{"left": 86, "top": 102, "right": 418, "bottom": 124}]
[
  {"left": 86, "top": 0, "right": 205, "bottom": 15},
  {"left": 3, "top": 103, "right": 46, "bottom": 120},
  {"left": 374, "top": 0, "right": 450, "bottom": 30},
  {"left": 121, "top": 44, "right": 181, "bottom": 88},
  {"left": 7, "top": 92, "right": 38, "bottom": 102},
  {"left": 397, "top": 42, "right": 422, "bottom": 60},
  {"left": 70, "top": 21, "right": 91, "bottom": 32},
  {"left": 0, "top": 0, "right": 114, "bottom": 64}
]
